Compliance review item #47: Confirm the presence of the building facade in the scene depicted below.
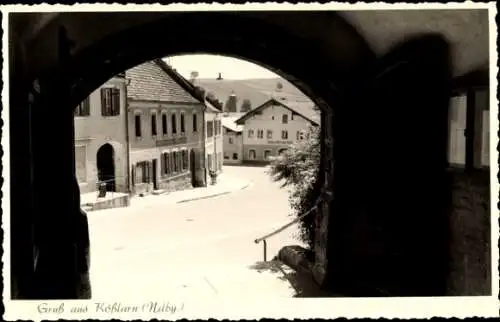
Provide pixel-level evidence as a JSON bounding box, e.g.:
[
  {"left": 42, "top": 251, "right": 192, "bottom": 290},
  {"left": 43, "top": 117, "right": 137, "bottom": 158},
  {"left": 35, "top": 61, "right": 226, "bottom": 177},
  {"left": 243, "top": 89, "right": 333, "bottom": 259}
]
[
  {"left": 126, "top": 60, "right": 206, "bottom": 195},
  {"left": 203, "top": 102, "right": 224, "bottom": 180},
  {"left": 222, "top": 116, "right": 244, "bottom": 164},
  {"left": 74, "top": 75, "right": 129, "bottom": 194},
  {"left": 235, "top": 98, "right": 320, "bottom": 163}
]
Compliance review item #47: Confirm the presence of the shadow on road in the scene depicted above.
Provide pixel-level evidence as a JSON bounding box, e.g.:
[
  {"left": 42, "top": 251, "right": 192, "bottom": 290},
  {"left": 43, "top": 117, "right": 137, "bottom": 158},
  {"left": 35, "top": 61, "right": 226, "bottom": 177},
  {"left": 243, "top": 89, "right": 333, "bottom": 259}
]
[{"left": 248, "top": 260, "right": 333, "bottom": 297}]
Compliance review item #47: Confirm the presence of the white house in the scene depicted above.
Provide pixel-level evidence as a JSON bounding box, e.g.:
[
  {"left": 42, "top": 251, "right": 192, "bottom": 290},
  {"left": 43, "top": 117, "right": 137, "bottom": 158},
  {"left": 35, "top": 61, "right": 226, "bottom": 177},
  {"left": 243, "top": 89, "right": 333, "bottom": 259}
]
[{"left": 235, "top": 98, "right": 320, "bottom": 163}]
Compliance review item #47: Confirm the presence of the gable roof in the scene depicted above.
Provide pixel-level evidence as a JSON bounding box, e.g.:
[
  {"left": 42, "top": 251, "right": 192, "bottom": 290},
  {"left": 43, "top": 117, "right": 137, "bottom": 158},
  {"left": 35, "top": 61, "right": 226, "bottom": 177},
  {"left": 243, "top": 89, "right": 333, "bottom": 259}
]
[
  {"left": 222, "top": 117, "right": 244, "bottom": 133},
  {"left": 235, "top": 98, "right": 320, "bottom": 126},
  {"left": 126, "top": 60, "right": 201, "bottom": 104}
]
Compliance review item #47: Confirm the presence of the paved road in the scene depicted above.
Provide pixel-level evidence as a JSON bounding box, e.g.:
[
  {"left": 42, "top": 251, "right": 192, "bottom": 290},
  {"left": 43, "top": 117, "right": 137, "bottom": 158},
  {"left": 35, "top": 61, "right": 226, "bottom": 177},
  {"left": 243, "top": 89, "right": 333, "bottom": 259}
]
[{"left": 88, "top": 166, "right": 305, "bottom": 300}]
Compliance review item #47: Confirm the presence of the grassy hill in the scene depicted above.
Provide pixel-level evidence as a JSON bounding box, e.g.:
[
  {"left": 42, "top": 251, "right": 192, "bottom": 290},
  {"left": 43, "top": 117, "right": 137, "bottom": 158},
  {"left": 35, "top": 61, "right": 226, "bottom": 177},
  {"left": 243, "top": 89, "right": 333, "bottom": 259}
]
[{"left": 194, "top": 77, "right": 313, "bottom": 113}]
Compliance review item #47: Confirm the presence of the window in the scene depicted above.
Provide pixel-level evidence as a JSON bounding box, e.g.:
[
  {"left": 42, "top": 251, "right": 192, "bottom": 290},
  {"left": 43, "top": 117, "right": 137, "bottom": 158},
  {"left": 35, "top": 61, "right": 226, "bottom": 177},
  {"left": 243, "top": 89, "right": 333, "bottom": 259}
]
[
  {"left": 136, "top": 161, "right": 150, "bottom": 183},
  {"left": 296, "top": 130, "right": 305, "bottom": 141},
  {"left": 162, "top": 114, "right": 167, "bottom": 134},
  {"left": 232, "top": 153, "right": 238, "bottom": 160},
  {"left": 75, "top": 145, "right": 87, "bottom": 183},
  {"left": 101, "top": 88, "right": 120, "bottom": 116},
  {"left": 163, "top": 153, "right": 172, "bottom": 175},
  {"left": 249, "top": 149, "right": 256, "bottom": 160},
  {"left": 257, "top": 129, "right": 264, "bottom": 139},
  {"left": 224, "top": 153, "right": 229, "bottom": 160},
  {"left": 264, "top": 150, "right": 272, "bottom": 160},
  {"left": 267, "top": 130, "right": 273, "bottom": 139},
  {"left": 182, "top": 150, "right": 188, "bottom": 170},
  {"left": 171, "top": 114, "right": 177, "bottom": 134},
  {"left": 282, "top": 114, "right": 288, "bottom": 124},
  {"left": 207, "top": 121, "right": 214, "bottom": 138},
  {"left": 172, "top": 151, "right": 179, "bottom": 172},
  {"left": 193, "top": 114, "right": 198, "bottom": 132},
  {"left": 271, "top": 116, "right": 275, "bottom": 120},
  {"left": 448, "top": 90, "right": 490, "bottom": 168},
  {"left": 207, "top": 154, "right": 213, "bottom": 170},
  {"left": 135, "top": 114, "right": 142, "bottom": 137},
  {"left": 248, "top": 129, "right": 255, "bottom": 138},
  {"left": 281, "top": 130, "right": 288, "bottom": 140},
  {"left": 228, "top": 137, "right": 234, "bottom": 144},
  {"left": 75, "top": 97, "right": 90, "bottom": 117},
  {"left": 151, "top": 114, "right": 157, "bottom": 136},
  {"left": 180, "top": 113, "right": 185, "bottom": 133}
]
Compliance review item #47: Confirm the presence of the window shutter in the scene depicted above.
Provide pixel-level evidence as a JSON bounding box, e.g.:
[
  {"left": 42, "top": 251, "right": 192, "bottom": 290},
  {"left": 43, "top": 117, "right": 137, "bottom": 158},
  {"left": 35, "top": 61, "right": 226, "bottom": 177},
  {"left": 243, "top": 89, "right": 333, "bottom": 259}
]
[
  {"left": 100, "top": 89, "right": 107, "bottom": 116},
  {"left": 112, "top": 88, "right": 120, "bottom": 115}
]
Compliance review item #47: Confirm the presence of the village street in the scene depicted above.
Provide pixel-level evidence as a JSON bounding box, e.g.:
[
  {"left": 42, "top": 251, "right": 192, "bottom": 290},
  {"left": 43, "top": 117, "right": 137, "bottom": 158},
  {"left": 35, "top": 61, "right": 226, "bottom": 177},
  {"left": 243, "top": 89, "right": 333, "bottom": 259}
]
[{"left": 87, "top": 166, "right": 307, "bottom": 300}]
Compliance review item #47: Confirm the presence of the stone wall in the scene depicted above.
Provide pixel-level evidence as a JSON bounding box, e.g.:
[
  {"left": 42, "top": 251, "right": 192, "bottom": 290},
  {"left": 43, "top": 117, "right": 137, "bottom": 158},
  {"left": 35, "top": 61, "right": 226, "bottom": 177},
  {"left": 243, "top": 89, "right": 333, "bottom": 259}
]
[
  {"left": 158, "top": 172, "right": 193, "bottom": 192},
  {"left": 447, "top": 169, "right": 491, "bottom": 295}
]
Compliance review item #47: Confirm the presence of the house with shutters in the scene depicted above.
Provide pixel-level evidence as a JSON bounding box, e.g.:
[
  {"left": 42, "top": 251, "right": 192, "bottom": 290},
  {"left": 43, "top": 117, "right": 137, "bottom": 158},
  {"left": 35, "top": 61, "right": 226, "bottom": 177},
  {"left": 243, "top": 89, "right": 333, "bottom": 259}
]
[
  {"left": 125, "top": 59, "right": 210, "bottom": 196},
  {"left": 235, "top": 98, "right": 320, "bottom": 163},
  {"left": 74, "top": 74, "right": 129, "bottom": 195}
]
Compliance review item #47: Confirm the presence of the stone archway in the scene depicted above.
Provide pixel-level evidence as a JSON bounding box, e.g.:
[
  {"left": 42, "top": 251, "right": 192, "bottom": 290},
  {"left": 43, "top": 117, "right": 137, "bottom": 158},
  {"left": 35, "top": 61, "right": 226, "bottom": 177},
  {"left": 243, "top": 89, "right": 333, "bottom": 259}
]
[
  {"left": 9, "top": 10, "right": 491, "bottom": 300},
  {"left": 96, "top": 143, "right": 115, "bottom": 192}
]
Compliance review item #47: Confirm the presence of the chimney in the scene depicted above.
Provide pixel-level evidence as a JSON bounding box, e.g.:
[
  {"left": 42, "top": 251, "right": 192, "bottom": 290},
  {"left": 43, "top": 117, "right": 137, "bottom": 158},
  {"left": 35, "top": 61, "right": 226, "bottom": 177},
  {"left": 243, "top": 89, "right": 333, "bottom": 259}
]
[{"left": 217, "top": 73, "right": 223, "bottom": 80}]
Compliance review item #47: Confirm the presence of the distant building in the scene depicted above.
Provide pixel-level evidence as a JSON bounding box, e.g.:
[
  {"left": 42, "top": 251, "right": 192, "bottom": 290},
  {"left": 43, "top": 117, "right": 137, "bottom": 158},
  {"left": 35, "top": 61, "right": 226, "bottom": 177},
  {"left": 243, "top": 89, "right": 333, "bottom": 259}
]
[
  {"left": 126, "top": 60, "right": 206, "bottom": 195},
  {"left": 204, "top": 101, "right": 224, "bottom": 180},
  {"left": 235, "top": 98, "right": 320, "bottom": 163},
  {"left": 74, "top": 75, "right": 129, "bottom": 194},
  {"left": 221, "top": 116, "right": 244, "bottom": 164}
]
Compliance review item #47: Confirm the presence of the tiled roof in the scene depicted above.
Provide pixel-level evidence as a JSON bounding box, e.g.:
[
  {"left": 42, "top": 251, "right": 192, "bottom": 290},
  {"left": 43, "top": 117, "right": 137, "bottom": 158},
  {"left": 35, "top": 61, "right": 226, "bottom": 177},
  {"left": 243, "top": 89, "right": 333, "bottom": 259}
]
[
  {"left": 221, "top": 117, "right": 243, "bottom": 133},
  {"left": 235, "top": 98, "right": 320, "bottom": 126},
  {"left": 126, "top": 61, "right": 201, "bottom": 104}
]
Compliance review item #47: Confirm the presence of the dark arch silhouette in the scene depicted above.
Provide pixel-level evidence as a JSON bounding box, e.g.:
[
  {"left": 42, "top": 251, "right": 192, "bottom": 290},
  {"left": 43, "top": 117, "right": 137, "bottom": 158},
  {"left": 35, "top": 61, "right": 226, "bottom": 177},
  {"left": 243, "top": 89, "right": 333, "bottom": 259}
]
[
  {"left": 278, "top": 148, "right": 288, "bottom": 155},
  {"left": 96, "top": 143, "right": 116, "bottom": 192}
]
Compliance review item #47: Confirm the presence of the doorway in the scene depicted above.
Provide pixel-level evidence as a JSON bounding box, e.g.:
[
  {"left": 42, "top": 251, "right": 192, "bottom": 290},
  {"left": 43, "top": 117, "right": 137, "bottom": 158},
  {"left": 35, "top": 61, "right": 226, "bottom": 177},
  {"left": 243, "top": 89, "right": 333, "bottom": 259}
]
[
  {"left": 96, "top": 143, "right": 116, "bottom": 192},
  {"left": 190, "top": 149, "right": 196, "bottom": 186},
  {"left": 152, "top": 159, "right": 158, "bottom": 190}
]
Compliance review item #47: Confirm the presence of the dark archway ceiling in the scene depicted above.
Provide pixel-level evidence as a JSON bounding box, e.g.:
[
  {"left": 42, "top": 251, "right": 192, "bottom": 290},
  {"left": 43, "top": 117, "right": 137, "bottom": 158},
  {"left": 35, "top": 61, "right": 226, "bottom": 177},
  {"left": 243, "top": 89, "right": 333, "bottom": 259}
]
[{"left": 14, "top": 9, "right": 490, "bottom": 80}]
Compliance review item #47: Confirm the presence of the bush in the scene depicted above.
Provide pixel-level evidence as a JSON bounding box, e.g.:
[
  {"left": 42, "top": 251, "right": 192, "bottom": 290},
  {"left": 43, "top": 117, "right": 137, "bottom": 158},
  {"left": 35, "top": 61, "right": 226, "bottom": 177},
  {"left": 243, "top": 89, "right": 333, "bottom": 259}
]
[{"left": 267, "top": 125, "right": 321, "bottom": 248}]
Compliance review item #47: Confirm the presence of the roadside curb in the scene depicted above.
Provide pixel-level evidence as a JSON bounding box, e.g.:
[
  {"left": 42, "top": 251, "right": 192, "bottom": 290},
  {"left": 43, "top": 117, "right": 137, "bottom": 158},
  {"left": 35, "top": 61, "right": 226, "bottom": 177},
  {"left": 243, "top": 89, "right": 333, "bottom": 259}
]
[{"left": 176, "top": 181, "right": 252, "bottom": 204}]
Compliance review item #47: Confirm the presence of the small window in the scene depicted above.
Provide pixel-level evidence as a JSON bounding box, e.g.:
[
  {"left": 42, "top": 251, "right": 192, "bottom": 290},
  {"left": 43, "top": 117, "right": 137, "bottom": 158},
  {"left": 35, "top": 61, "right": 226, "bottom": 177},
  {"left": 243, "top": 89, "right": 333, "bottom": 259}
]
[
  {"left": 257, "top": 129, "right": 264, "bottom": 139},
  {"left": 232, "top": 153, "right": 238, "bottom": 160},
  {"left": 151, "top": 114, "right": 157, "bottom": 136},
  {"left": 224, "top": 153, "right": 229, "bottom": 160},
  {"left": 101, "top": 88, "right": 120, "bottom": 116},
  {"left": 267, "top": 130, "right": 273, "bottom": 139},
  {"left": 75, "top": 97, "right": 90, "bottom": 117},
  {"left": 207, "top": 121, "right": 214, "bottom": 137},
  {"left": 228, "top": 137, "right": 234, "bottom": 144},
  {"left": 249, "top": 149, "right": 256, "bottom": 160},
  {"left": 264, "top": 150, "right": 272, "bottom": 160},
  {"left": 135, "top": 114, "right": 142, "bottom": 137},
  {"left": 296, "top": 130, "right": 305, "bottom": 141},
  {"left": 282, "top": 114, "right": 288, "bottom": 124},
  {"left": 171, "top": 114, "right": 177, "bottom": 134},
  {"left": 193, "top": 114, "right": 198, "bottom": 132},
  {"left": 162, "top": 114, "right": 167, "bottom": 134},
  {"left": 248, "top": 130, "right": 254, "bottom": 138},
  {"left": 180, "top": 113, "right": 185, "bottom": 133},
  {"left": 281, "top": 130, "right": 288, "bottom": 140}
]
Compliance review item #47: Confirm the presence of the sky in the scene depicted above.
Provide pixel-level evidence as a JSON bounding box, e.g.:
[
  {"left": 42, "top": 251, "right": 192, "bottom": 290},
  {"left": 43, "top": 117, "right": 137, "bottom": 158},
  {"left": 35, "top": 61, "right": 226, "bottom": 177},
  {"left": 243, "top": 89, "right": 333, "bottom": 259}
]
[{"left": 165, "top": 54, "right": 278, "bottom": 80}]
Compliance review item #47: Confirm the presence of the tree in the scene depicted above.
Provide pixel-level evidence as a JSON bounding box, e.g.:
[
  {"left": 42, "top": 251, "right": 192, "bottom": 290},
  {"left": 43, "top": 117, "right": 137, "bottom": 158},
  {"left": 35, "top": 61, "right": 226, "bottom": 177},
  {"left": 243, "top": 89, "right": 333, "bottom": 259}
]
[
  {"left": 240, "top": 99, "right": 252, "bottom": 112},
  {"left": 267, "top": 125, "right": 321, "bottom": 248},
  {"left": 190, "top": 71, "right": 199, "bottom": 83},
  {"left": 225, "top": 93, "right": 238, "bottom": 113}
]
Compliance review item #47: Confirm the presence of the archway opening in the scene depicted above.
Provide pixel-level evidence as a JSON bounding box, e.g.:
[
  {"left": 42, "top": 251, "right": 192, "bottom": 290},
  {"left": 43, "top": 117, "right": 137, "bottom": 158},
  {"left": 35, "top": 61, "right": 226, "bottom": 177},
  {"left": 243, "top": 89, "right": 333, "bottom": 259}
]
[{"left": 96, "top": 143, "right": 116, "bottom": 192}]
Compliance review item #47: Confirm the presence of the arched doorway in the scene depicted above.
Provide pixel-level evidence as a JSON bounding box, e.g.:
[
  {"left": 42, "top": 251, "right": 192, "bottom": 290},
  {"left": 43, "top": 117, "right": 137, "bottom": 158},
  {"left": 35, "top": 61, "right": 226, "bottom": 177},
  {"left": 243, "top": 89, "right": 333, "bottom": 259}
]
[
  {"left": 278, "top": 148, "right": 288, "bottom": 156},
  {"left": 96, "top": 143, "right": 116, "bottom": 192}
]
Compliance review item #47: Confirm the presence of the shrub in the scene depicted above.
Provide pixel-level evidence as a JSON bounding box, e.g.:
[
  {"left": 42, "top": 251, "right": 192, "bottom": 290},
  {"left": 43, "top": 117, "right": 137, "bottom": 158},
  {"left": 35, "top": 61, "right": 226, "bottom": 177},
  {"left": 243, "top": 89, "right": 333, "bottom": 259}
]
[{"left": 267, "top": 125, "right": 321, "bottom": 248}]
